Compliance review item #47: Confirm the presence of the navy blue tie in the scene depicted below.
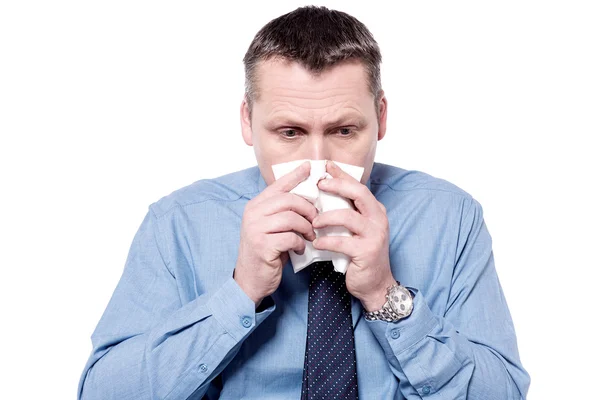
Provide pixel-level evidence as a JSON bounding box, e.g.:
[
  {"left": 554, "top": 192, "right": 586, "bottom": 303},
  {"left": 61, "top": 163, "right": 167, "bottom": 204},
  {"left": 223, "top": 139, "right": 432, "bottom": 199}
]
[{"left": 301, "top": 261, "right": 359, "bottom": 399}]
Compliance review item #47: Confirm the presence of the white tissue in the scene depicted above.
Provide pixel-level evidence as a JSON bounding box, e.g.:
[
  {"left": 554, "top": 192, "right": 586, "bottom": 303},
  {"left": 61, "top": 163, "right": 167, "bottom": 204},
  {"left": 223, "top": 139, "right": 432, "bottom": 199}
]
[{"left": 271, "top": 159, "right": 365, "bottom": 274}]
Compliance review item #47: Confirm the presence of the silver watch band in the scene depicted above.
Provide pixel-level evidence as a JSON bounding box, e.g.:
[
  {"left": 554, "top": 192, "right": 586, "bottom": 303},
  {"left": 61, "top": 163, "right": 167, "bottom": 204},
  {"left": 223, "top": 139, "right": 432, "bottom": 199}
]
[
  {"left": 363, "top": 281, "right": 412, "bottom": 322},
  {"left": 363, "top": 301, "right": 404, "bottom": 322}
]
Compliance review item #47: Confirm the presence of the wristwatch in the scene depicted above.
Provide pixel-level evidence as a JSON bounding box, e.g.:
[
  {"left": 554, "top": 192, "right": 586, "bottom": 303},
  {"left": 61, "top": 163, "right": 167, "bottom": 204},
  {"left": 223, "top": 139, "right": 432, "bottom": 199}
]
[{"left": 363, "top": 281, "right": 414, "bottom": 322}]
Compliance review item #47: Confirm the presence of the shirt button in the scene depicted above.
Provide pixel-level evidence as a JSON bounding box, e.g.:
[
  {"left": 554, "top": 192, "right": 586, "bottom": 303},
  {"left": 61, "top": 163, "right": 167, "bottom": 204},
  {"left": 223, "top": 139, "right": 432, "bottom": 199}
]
[
  {"left": 422, "top": 385, "right": 431, "bottom": 395},
  {"left": 390, "top": 328, "right": 400, "bottom": 339},
  {"left": 241, "top": 316, "right": 252, "bottom": 328},
  {"left": 199, "top": 363, "right": 208, "bottom": 373}
]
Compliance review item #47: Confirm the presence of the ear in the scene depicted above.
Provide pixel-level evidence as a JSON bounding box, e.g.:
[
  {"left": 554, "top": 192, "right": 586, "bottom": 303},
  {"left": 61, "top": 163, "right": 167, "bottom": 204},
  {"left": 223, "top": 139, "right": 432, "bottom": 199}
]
[
  {"left": 377, "top": 91, "right": 388, "bottom": 141},
  {"left": 240, "top": 96, "right": 253, "bottom": 146}
]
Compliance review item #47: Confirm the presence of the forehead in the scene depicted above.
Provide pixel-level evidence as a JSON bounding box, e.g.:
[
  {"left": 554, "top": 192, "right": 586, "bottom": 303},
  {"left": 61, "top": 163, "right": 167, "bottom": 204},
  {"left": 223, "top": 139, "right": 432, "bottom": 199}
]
[{"left": 253, "top": 58, "right": 373, "bottom": 105}]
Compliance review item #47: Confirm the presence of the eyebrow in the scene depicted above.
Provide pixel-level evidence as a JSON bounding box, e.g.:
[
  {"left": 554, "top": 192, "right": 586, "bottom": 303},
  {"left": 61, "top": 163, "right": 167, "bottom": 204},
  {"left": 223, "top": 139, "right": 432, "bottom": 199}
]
[{"left": 265, "top": 114, "right": 368, "bottom": 130}]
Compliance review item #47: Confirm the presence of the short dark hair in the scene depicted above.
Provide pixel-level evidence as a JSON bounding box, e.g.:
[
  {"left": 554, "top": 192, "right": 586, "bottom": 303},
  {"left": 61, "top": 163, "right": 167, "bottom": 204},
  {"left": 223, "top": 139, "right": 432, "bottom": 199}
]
[{"left": 243, "top": 6, "right": 383, "bottom": 119}]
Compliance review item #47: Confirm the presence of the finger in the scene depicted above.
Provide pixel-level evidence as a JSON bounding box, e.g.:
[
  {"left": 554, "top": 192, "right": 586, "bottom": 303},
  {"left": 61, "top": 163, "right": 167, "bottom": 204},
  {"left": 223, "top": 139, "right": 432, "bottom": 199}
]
[
  {"left": 324, "top": 160, "right": 355, "bottom": 180},
  {"left": 318, "top": 176, "right": 379, "bottom": 217},
  {"left": 264, "top": 211, "right": 317, "bottom": 242},
  {"left": 261, "top": 192, "right": 318, "bottom": 223},
  {"left": 312, "top": 235, "right": 360, "bottom": 259},
  {"left": 269, "top": 160, "right": 312, "bottom": 194},
  {"left": 312, "top": 209, "right": 367, "bottom": 236},
  {"left": 272, "top": 231, "right": 306, "bottom": 254}
]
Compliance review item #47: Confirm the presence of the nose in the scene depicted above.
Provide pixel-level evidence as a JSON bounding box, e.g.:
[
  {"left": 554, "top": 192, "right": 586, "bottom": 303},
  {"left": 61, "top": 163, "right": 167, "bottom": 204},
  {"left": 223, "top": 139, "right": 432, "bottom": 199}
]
[{"left": 306, "top": 135, "right": 331, "bottom": 161}]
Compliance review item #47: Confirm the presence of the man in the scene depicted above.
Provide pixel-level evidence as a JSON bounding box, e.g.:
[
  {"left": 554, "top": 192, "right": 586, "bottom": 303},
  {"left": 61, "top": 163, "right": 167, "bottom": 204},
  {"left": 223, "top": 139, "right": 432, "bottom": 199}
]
[{"left": 78, "top": 6, "right": 530, "bottom": 399}]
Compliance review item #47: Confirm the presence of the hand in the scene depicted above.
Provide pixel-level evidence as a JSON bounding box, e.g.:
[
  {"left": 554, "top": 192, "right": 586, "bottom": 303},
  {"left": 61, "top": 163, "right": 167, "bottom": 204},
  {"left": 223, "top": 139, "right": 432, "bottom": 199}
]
[
  {"left": 312, "top": 160, "right": 396, "bottom": 311},
  {"left": 234, "top": 161, "right": 319, "bottom": 307}
]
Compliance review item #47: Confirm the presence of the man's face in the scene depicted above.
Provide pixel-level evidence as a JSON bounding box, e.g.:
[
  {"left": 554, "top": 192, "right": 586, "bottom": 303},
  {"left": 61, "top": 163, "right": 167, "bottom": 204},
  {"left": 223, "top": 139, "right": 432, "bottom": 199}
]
[{"left": 241, "top": 58, "right": 387, "bottom": 186}]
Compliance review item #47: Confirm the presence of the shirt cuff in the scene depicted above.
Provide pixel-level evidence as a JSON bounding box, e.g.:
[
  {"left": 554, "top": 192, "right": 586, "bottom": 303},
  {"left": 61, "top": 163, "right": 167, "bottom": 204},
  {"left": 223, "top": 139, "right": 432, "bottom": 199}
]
[
  {"left": 365, "top": 287, "right": 438, "bottom": 356},
  {"left": 206, "top": 277, "right": 276, "bottom": 343}
]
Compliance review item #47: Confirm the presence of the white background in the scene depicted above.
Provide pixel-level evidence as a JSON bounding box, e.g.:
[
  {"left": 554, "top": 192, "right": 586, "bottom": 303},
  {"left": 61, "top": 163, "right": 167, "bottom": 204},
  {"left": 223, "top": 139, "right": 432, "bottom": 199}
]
[{"left": 1, "top": 1, "right": 598, "bottom": 398}]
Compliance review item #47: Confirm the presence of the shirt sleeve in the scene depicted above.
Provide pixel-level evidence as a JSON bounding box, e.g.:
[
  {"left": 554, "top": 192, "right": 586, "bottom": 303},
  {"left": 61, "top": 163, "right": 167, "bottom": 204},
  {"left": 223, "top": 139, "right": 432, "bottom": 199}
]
[
  {"left": 77, "top": 208, "right": 276, "bottom": 400},
  {"left": 365, "top": 198, "right": 531, "bottom": 399}
]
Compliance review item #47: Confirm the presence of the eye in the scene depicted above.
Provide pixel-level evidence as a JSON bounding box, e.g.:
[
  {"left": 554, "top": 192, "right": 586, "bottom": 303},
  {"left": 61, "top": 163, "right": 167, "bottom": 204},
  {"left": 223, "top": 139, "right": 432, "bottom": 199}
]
[
  {"left": 336, "top": 127, "right": 356, "bottom": 137},
  {"left": 280, "top": 129, "right": 299, "bottom": 139}
]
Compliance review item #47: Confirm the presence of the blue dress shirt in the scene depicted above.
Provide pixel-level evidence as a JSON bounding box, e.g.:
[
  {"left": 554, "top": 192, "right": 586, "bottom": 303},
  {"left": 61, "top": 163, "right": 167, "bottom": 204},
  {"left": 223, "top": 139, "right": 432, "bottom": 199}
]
[{"left": 78, "top": 162, "right": 530, "bottom": 399}]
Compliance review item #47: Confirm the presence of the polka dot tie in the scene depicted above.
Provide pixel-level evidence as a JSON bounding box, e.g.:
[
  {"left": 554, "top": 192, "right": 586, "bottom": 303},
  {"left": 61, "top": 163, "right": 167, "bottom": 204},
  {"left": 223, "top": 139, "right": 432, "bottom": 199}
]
[{"left": 300, "top": 261, "right": 359, "bottom": 399}]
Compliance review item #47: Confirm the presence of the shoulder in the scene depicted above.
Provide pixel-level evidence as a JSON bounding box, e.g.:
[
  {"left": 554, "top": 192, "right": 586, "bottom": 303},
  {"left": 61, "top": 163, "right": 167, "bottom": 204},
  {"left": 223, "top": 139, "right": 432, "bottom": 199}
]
[
  {"left": 148, "top": 165, "right": 261, "bottom": 220},
  {"left": 371, "top": 161, "right": 474, "bottom": 201},
  {"left": 372, "top": 163, "right": 486, "bottom": 259},
  {"left": 370, "top": 162, "right": 483, "bottom": 225}
]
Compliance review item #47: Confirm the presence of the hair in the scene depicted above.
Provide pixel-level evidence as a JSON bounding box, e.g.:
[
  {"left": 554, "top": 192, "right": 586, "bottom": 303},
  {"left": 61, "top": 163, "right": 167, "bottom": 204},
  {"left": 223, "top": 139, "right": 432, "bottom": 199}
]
[{"left": 243, "top": 6, "right": 383, "bottom": 120}]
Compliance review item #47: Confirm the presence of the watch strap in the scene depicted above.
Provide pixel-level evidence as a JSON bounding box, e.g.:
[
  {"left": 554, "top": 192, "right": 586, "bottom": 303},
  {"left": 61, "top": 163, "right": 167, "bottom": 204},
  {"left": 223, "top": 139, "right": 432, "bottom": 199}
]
[
  {"left": 363, "top": 281, "right": 412, "bottom": 322},
  {"left": 363, "top": 301, "right": 404, "bottom": 322}
]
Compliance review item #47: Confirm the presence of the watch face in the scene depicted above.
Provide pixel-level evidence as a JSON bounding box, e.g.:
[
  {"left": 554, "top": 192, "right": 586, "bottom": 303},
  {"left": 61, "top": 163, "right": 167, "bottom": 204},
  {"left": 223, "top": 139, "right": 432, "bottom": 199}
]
[{"left": 389, "top": 286, "right": 413, "bottom": 316}]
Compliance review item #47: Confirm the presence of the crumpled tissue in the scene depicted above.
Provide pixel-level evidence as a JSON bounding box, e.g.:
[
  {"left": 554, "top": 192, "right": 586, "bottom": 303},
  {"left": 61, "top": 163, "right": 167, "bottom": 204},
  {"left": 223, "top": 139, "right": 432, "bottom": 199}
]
[{"left": 271, "top": 159, "right": 364, "bottom": 274}]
